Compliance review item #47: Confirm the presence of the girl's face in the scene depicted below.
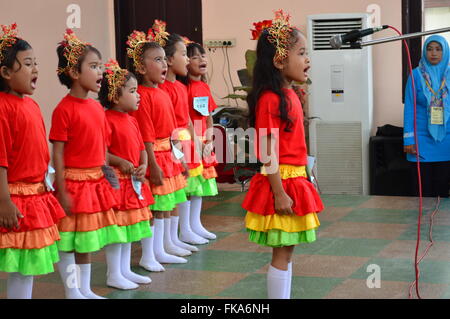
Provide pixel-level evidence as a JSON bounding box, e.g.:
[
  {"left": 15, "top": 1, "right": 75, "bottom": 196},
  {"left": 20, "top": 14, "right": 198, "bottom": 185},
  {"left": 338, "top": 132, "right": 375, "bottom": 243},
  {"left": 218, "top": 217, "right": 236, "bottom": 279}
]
[
  {"left": 280, "top": 33, "right": 310, "bottom": 85},
  {"left": 141, "top": 47, "right": 168, "bottom": 86},
  {"left": 74, "top": 50, "right": 103, "bottom": 93},
  {"left": 116, "top": 77, "right": 140, "bottom": 112},
  {"left": 1, "top": 49, "right": 38, "bottom": 97},
  {"left": 427, "top": 41, "right": 443, "bottom": 65},
  {"left": 168, "top": 41, "right": 189, "bottom": 77},
  {"left": 187, "top": 47, "right": 208, "bottom": 77}
]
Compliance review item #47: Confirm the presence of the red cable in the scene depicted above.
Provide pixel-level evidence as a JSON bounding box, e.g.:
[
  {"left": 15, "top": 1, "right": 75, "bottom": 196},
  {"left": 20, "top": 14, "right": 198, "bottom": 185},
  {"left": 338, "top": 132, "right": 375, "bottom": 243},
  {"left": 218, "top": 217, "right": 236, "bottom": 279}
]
[{"left": 387, "top": 25, "right": 423, "bottom": 299}]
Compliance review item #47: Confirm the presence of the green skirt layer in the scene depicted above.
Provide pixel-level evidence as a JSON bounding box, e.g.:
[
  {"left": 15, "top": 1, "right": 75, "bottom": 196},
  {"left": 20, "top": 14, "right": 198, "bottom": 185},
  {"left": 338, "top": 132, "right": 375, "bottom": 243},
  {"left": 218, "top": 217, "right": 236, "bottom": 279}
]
[
  {"left": 119, "top": 220, "right": 152, "bottom": 243},
  {"left": 151, "top": 189, "right": 187, "bottom": 211},
  {"left": 190, "top": 177, "right": 218, "bottom": 197},
  {"left": 0, "top": 242, "right": 60, "bottom": 276},
  {"left": 58, "top": 224, "right": 127, "bottom": 253},
  {"left": 184, "top": 175, "right": 205, "bottom": 196},
  {"left": 247, "top": 228, "right": 317, "bottom": 248}
]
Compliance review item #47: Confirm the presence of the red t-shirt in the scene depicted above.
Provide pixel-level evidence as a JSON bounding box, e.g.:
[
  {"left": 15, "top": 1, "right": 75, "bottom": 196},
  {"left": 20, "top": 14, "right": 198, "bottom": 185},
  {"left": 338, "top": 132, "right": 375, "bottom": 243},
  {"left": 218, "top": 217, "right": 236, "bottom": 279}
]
[
  {"left": 186, "top": 80, "right": 218, "bottom": 137},
  {"left": 49, "top": 94, "right": 108, "bottom": 168},
  {"left": 131, "top": 85, "right": 177, "bottom": 142},
  {"left": 159, "top": 80, "right": 190, "bottom": 129},
  {"left": 106, "top": 110, "right": 145, "bottom": 167},
  {"left": 255, "top": 89, "right": 307, "bottom": 166},
  {"left": 0, "top": 92, "right": 50, "bottom": 183}
]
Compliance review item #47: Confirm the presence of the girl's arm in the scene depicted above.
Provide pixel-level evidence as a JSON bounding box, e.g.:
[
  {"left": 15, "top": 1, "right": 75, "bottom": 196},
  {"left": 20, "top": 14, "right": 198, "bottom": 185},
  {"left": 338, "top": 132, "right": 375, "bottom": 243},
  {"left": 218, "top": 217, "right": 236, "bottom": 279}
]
[
  {"left": 203, "top": 115, "right": 214, "bottom": 156},
  {"left": 262, "top": 134, "right": 293, "bottom": 215},
  {"left": 145, "top": 142, "right": 164, "bottom": 186},
  {"left": 135, "top": 150, "right": 148, "bottom": 182},
  {"left": 52, "top": 141, "right": 72, "bottom": 215},
  {"left": 0, "top": 167, "right": 23, "bottom": 229},
  {"left": 107, "top": 151, "right": 134, "bottom": 175}
]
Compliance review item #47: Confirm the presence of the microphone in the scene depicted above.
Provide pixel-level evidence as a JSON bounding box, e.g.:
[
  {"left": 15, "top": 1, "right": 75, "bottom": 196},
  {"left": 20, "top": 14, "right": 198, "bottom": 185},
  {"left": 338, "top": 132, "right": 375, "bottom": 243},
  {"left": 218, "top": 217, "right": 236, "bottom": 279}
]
[{"left": 330, "top": 25, "right": 388, "bottom": 49}]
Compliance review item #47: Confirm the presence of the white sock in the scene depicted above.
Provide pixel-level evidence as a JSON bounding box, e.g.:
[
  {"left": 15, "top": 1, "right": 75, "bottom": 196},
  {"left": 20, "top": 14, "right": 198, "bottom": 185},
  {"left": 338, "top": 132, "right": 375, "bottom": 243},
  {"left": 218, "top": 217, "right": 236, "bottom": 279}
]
[
  {"left": 139, "top": 226, "right": 165, "bottom": 272},
  {"left": 7, "top": 273, "right": 33, "bottom": 299},
  {"left": 286, "top": 262, "right": 292, "bottom": 299},
  {"left": 170, "top": 215, "right": 199, "bottom": 252},
  {"left": 163, "top": 217, "right": 191, "bottom": 256},
  {"left": 267, "top": 264, "right": 289, "bottom": 299},
  {"left": 57, "top": 252, "right": 86, "bottom": 299},
  {"left": 79, "top": 263, "right": 106, "bottom": 299},
  {"left": 105, "top": 244, "right": 139, "bottom": 290},
  {"left": 153, "top": 218, "right": 187, "bottom": 264},
  {"left": 190, "top": 196, "right": 216, "bottom": 240},
  {"left": 178, "top": 200, "right": 207, "bottom": 245},
  {"left": 121, "top": 243, "right": 151, "bottom": 284}
]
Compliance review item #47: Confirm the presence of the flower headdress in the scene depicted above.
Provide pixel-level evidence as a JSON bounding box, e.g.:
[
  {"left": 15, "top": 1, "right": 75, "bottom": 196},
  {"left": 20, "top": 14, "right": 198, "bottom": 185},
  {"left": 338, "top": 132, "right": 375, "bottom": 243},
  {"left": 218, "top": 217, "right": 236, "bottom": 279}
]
[
  {"left": 104, "top": 59, "right": 128, "bottom": 102},
  {"left": 182, "top": 36, "right": 194, "bottom": 46},
  {"left": 126, "top": 30, "right": 150, "bottom": 71},
  {"left": 148, "top": 20, "right": 170, "bottom": 47},
  {"left": 0, "top": 23, "right": 19, "bottom": 65},
  {"left": 57, "top": 29, "right": 90, "bottom": 75},
  {"left": 250, "top": 10, "right": 293, "bottom": 63}
]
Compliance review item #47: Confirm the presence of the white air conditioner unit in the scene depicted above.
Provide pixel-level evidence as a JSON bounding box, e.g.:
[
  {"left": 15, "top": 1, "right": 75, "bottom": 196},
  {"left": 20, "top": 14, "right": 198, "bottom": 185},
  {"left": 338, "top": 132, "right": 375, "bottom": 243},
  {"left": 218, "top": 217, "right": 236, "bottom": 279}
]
[{"left": 307, "top": 13, "right": 374, "bottom": 195}]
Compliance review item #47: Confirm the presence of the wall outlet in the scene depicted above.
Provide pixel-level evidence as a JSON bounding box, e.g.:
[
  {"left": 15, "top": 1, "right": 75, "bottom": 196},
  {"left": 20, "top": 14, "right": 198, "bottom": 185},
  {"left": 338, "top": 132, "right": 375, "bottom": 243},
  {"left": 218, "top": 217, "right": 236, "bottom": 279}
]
[{"left": 204, "top": 39, "right": 236, "bottom": 48}]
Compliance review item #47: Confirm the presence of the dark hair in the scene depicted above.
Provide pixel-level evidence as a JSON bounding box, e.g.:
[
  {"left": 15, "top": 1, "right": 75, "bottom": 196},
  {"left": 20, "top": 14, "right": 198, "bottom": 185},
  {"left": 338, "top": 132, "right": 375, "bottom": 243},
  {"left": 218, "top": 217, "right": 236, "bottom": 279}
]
[
  {"left": 57, "top": 44, "right": 102, "bottom": 89},
  {"left": 98, "top": 71, "right": 137, "bottom": 109},
  {"left": 247, "top": 29, "right": 301, "bottom": 131},
  {"left": 0, "top": 38, "right": 32, "bottom": 92},
  {"left": 127, "top": 42, "right": 162, "bottom": 85},
  {"left": 178, "top": 42, "right": 207, "bottom": 85},
  {"left": 164, "top": 33, "right": 184, "bottom": 58}
]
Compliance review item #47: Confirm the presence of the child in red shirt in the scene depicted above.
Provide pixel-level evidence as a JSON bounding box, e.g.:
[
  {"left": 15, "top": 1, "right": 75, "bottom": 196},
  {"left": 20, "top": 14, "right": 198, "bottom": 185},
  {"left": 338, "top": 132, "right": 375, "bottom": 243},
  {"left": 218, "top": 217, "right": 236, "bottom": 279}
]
[
  {"left": 50, "top": 30, "right": 124, "bottom": 299},
  {"left": 127, "top": 28, "right": 188, "bottom": 271},
  {"left": 99, "top": 60, "right": 153, "bottom": 290},
  {"left": 181, "top": 42, "right": 219, "bottom": 241},
  {"left": 242, "top": 11, "right": 323, "bottom": 299},
  {"left": 160, "top": 32, "right": 206, "bottom": 250},
  {"left": 0, "top": 24, "right": 65, "bottom": 299}
]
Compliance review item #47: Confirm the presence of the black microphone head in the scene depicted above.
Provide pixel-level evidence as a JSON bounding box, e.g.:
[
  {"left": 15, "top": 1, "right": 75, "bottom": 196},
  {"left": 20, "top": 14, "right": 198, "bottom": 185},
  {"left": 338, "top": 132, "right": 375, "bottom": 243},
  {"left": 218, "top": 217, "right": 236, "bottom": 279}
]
[{"left": 330, "top": 34, "right": 343, "bottom": 49}]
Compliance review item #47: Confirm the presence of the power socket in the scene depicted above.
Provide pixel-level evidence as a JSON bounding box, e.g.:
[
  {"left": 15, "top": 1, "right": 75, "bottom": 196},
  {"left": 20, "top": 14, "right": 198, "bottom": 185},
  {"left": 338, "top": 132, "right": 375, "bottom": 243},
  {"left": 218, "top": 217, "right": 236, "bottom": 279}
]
[{"left": 204, "top": 39, "right": 236, "bottom": 48}]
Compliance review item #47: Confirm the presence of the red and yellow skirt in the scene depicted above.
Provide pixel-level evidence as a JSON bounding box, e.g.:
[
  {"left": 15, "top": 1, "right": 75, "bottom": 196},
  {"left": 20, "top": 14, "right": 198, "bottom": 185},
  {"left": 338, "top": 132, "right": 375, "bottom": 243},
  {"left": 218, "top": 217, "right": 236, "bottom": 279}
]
[
  {"left": 0, "top": 182, "right": 65, "bottom": 275},
  {"left": 150, "top": 138, "right": 187, "bottom": 211},
  {"left": 113, "top": 168, "right": 153, "bottom": 242},
  {"left": 57, "top": 167, "right": 126, "bottom": 253},
  {"left": 242, "top": 165, "right": 323, "bottom": 247},
  {"left": 188, "top": 136, "right": 218, "bottom": 197}
]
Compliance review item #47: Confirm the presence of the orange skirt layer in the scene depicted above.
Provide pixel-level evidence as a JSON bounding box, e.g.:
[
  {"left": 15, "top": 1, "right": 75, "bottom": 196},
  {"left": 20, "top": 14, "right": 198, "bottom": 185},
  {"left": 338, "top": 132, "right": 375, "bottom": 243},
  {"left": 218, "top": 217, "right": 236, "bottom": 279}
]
[
  {"left": 149, "top": 173, "right": 187, "bottom": 196},
  {"left": 202, "top": 166, "right": 218, "bottom": 179},
  {"left": 115, "top": 207, "right": 152, "bottom": 227},
  {"left": 113, "top": 169, "right": 155, "bottom": 210},
  {"left": 0, "top": 224, "right": 60, "bottom": 250},
  {"left": 58, "top": 208, "right": 117, "bottom": 233},
  {"left": 63, "top": 167, "right": 119, "bottom": 214}
]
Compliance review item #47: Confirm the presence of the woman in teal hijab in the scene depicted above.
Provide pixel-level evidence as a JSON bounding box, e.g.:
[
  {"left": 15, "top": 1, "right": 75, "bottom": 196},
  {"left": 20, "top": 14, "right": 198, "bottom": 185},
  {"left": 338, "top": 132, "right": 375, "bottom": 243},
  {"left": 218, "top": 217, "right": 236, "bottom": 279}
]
[{"left": 404, "top": 35, "right": 450, "bottom": 197}]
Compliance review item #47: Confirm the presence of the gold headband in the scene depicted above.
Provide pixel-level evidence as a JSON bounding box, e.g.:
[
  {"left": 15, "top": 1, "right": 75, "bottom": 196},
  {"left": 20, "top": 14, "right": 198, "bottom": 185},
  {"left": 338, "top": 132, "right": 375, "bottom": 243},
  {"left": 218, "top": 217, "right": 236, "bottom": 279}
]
[
  {"left": 104, "top": 59, "right": 128, "bottom": 102},
  {"left": 57, "top": 29, "right": 90, "bottom": 75},
  {"left": 126, "top": 30, "right": 149, "bottom": 71},
  {"left": 149, "top": 20, "right": 170, "bottom": 47},
  {"left": 0, "top": 23, "right": 19, "bottom": 65}
]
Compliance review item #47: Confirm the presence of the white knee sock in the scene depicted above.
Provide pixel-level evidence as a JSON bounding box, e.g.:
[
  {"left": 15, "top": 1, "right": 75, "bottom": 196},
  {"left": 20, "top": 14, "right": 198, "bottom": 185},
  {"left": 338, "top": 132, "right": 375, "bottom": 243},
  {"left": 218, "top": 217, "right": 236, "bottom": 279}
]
[
  {"left": 267, "top": 264, "right": 289, "bottom": 299},
  {"left": 163, "top": 217, "right": 191, "bottom": 256},
  {"left": 106, "top": 244, "right": 139, "bottom": 290},
  {"left": 79, "top": 263, "right": 106, "bottom": 299},
  {"left": 57, "top": 252, "right": 86, "bottom": 299},
  {"left": 170, "top": 215, "right": 199, "bottom": 252},
  {"left": 286, "top": 262, "right": 292, "bottom": 299},
  {"left": 190, "top": 196, "right": 216, "bottom": 240},
  {"left": 7, "top": 272, "right": 33, "bottom": 299},
  {"left": 153, "top": 218, "right": 187, "bottom": 264},
  {"left": 179, "top": 200, "right": 208, "bottom": 245},
  {"left": 139, "top": 226, "right": 165, "bottom": 272},
  {"left": 121, "top": 243, "right": 151, "bottom": 284}
]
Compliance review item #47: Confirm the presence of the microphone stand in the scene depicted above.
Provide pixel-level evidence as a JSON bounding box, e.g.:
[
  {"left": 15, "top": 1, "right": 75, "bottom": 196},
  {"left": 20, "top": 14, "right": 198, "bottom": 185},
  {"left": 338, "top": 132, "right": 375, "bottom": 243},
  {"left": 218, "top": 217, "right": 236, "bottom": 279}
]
[{"left": 354, "top": 27, "right": 450, "bottom": 48}]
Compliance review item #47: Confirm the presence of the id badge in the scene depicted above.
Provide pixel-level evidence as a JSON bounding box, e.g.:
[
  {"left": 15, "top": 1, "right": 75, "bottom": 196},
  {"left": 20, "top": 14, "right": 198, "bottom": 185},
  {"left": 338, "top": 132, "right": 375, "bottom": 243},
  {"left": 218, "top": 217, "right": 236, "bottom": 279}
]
[
  {"left": 45, "top": 165, "right": 56, "bottom": 191},
  {"left": 193, "top": 96, "right": 209, "bottom": 116},
  {"left": 431, "top": 107, "right": 444, "bottom": 125},
  {"left": 131, "top": 175, "right": 144, "bottom": 200}
]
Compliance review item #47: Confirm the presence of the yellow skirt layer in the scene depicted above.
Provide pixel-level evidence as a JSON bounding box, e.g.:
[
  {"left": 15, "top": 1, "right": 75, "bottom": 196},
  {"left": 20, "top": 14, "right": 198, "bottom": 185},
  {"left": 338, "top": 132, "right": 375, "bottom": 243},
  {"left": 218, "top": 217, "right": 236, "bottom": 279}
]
[
  {"left": 245, "top": 211, "right": 320, "bottom": 233},
  {"left": 261, "top": 164, "right": 307, "bottom": 179},
  {"left": 189, "top": 163, "right": 203, "bottom": 178}
]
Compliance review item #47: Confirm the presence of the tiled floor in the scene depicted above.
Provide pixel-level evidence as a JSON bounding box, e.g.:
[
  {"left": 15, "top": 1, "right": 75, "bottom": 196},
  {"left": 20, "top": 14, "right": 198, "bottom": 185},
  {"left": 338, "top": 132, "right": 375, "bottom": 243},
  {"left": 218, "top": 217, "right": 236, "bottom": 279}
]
[{"left": 1, "top": 187, "right": 450, "bottom": 299}]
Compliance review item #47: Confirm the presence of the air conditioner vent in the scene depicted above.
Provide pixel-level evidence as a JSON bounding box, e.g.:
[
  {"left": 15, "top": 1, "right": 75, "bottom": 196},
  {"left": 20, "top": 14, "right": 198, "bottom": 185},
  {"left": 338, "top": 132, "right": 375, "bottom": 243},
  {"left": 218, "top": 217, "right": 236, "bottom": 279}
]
[{"left": 312, "top": 18, "right": 363, "bottom": 50}]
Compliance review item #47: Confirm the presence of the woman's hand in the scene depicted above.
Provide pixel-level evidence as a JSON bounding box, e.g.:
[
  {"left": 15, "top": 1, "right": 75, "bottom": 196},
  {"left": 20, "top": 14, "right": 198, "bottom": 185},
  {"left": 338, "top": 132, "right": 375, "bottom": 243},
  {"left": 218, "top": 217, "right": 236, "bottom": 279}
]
[
  {"left": 0, "top": 198, "right": 23, "bottom": 229},
  {"left": 274, "top": 191, "right": 294, "bottom": 215},
  {"left": 57, "top": 191, "right": 73, "bottom": 216},
  {"left": 118, "top": 159, "right": 135, "bottom": 175},
  {"left": 149, "top": 165, "right": 164, "bottom": 186},
  {"left": 404, "top": 144, "right": 417, "bottom": 155}
]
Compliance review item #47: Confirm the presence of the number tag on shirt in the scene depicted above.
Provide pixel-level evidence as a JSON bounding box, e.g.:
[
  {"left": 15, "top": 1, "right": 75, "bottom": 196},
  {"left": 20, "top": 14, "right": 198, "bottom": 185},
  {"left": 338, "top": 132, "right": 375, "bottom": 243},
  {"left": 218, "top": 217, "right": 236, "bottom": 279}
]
[
  {"left": 101, "top": 165, "right": 120, "bottom": 189},
  {"left": 45, "top": 165, "right": 56, "bottom": 191},
  {"left": 431, "top": 106, "right": 444, "bottom": 125},
  {"left": 193, "top": 96, "right": 210, "bottom": 116},
  {"left": 131, "top": 175, "right": 144, "bottom": 200}
]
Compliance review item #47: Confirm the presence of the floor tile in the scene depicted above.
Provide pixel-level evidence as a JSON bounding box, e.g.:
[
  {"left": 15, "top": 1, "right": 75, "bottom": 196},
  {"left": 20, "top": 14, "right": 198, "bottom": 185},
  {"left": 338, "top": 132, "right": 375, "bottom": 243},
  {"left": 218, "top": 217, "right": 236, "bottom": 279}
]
[
  {"left": 320, "top": 195, "right": 370, "bottom": 208},
  {"left": 203, "top": 202, "right": 247, "bottom": 217},
  {"left": 398, "top": 224, "right": 450, "bottom": 242},
  {"left": 341, "top": 208, "right": 420, "bottom": 224},
  {"left": 205, "top": 232, "right": 272, "bottom": 253},
  {"left": 317, "top": 207, "right": 353, "bottom": 222},
  {"left": 319, "top": 221, "right": 410, "bottom": 240}
]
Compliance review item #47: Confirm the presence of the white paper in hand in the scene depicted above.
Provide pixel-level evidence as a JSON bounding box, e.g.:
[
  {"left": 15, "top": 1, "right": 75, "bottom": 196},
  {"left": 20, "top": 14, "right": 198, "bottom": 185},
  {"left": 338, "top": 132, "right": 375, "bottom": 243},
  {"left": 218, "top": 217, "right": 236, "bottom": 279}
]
[
  {"left": 102, "top": 165, "right": 120, "bottom": 189},
  {"left": 171, "top": 142, "right": 185, "bottom": 160},
  {"left": 45, "top": 165, "right": 56, "bottom": 191},
  {"left": 307, "top": 156, "right": 316, "bottom": 177},
  {"left": 131, "top": 175, "right": 144, "bottom": 200}
]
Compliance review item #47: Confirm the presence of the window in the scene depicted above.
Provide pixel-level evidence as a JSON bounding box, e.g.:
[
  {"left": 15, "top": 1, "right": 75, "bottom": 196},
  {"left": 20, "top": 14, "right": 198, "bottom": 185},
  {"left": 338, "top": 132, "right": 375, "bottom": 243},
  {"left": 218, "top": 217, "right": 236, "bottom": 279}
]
[{"left": 424, "top": 5, "right": 450, "bottom": 44}]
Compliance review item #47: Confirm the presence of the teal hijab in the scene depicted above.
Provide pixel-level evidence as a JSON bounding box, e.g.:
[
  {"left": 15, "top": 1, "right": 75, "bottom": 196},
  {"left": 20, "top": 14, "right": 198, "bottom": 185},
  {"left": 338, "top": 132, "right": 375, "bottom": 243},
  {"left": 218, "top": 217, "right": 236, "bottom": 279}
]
[{"left": 419, "top": 35, "right": 450, "bottom": 142}]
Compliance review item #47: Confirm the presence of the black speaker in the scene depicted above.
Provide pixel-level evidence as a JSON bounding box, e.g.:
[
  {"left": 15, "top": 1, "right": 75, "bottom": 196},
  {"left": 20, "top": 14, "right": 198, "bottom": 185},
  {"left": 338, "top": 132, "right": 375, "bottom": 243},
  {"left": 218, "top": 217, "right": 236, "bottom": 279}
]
[{"left": 369, "top": 136, "right": 415, "bottom": 196}]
